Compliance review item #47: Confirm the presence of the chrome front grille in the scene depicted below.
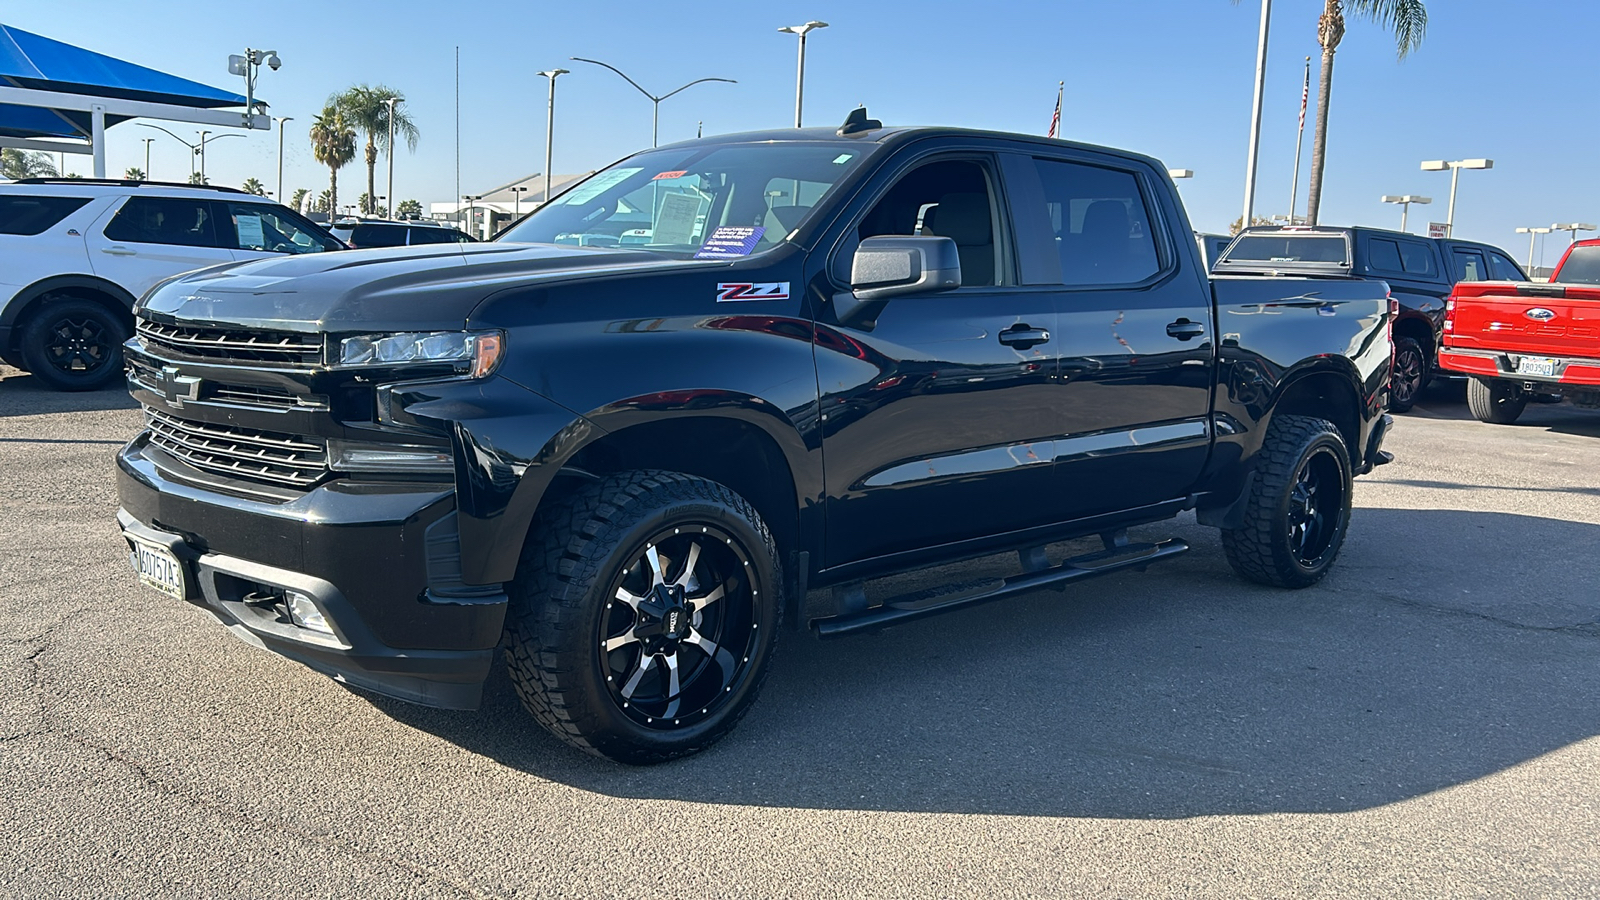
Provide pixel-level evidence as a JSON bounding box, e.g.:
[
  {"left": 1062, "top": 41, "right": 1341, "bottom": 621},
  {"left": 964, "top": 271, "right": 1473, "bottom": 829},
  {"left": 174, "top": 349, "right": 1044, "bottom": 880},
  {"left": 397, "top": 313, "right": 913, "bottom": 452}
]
[
  {"left": 137, "top": 320, "right": 322, "bottom": 366},
  {"left": 127, "top": 357, "right": 304, "bottom": 410},
  {"left": 143, "top": 407, "right": 327, "bottom": 488}
]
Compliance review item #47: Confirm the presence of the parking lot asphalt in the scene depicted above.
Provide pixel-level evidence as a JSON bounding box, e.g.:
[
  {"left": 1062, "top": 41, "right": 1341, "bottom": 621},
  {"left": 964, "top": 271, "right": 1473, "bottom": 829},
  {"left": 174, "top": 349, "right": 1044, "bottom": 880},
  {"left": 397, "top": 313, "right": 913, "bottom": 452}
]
[{"left": 1, "top": 364, "right": 1597, "bottom": 899}]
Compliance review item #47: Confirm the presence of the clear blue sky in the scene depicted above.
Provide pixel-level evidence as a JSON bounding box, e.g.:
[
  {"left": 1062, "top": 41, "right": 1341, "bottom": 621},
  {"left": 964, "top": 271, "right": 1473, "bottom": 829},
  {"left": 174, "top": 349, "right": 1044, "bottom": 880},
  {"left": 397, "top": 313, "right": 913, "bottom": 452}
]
[{"left": 12, "top": 1, "right": 1596, "bottom": 267}]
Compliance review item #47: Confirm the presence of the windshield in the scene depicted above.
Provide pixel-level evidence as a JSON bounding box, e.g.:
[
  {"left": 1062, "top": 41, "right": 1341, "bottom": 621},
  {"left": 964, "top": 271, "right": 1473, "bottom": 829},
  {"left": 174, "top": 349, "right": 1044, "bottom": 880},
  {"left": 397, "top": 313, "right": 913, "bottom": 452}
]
[
  {"left": 1558, "top": 245, "right": 1600, "bottom": 285},
  {"left": 496, "top": 142, "right": 868, "bottom": 257},
  {"left": 1221, "top": 233, "right": 1349, "bottom": 266}
]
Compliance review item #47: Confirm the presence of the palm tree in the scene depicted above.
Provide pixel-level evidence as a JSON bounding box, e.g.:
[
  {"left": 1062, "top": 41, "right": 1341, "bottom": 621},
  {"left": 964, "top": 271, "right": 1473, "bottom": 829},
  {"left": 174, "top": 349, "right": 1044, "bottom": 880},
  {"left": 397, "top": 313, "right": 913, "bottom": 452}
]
[
  {"left": 289, "top": 188, "right": 309, "bottom": 213},
  {"left": 1303, "top": 0, "right": 1427, "bottom": 224},
  {"left": 309, "top": 105, "right": 357, "bottom": 220},
  {"left": 188, "top": 172, "right": 210, "bottom": 185},
  {"left": 124, "top": 166, "right": 146, "bottom": 181},
  {"left": 331, "top": 84, "right": 419, "bottom": 215},
  {"left": 241, "top": 177, "right": 267, "bottom": 196},
  {"left": 1, "top": 148, "right": 58, "bottom": 179}
]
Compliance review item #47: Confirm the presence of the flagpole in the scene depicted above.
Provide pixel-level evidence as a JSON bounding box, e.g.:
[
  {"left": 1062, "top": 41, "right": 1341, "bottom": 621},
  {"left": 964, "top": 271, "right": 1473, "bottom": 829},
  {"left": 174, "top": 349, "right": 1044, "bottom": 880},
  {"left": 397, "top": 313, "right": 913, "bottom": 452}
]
[
  {"left": 1289, "top": 56, "right": 1310, "bottom": 224},
  {"left": 1048, "top": 81, "right": 1063, "bottom": 138}
]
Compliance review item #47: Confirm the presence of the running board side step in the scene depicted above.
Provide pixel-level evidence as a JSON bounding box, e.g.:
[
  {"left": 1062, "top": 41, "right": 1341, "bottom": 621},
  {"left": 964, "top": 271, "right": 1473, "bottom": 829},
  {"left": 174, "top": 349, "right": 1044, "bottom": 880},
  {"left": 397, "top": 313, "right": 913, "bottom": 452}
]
[{"left": 812, "top": 538, "right": 1189, "bottom": 638}]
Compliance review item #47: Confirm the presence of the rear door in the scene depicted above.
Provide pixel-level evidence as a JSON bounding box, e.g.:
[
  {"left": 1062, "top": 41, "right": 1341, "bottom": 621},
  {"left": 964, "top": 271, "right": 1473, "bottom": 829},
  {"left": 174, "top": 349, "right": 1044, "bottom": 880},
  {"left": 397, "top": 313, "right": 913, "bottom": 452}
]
[
  {"left": 1005, "top": 150, "right": 1214, "bottom": 515},
  {"left": 87, "top": 195, "right": 235, "bottom": 298},
  {"left": 1447, "top": 245, "right": 1489, "bottom": 285},
  {"left": 215, "top": 200, "right": 344, "bottom": 259}
]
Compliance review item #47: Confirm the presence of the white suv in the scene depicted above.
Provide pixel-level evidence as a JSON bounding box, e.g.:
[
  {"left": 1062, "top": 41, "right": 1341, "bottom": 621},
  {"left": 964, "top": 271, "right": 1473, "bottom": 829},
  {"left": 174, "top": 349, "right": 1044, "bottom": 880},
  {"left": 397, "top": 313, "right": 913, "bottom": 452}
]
[{"left": 0, "top": 179, "right": 345, "bottom": 391}]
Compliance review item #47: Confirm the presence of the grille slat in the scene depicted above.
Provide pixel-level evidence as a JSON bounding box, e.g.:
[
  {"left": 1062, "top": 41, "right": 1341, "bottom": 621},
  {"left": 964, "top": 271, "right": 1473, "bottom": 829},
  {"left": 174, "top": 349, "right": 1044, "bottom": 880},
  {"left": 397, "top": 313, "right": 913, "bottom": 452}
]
[
  {"left": 137, "top": 320, "right": 321, "bottom": 366},
  {"left": 143, "top": 407, "right": 327, "bottom": 488}
]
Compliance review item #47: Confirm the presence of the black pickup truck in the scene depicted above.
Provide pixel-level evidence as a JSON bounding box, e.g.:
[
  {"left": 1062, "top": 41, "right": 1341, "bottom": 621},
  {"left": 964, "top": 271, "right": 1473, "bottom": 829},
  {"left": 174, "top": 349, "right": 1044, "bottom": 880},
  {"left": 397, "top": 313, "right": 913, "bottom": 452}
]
[
  {"left": 1215, "top": 224, "right": 1526, "bottom": 411},
  {"left": 116, "top": 112, "right": 1393, "bottom": 763}
]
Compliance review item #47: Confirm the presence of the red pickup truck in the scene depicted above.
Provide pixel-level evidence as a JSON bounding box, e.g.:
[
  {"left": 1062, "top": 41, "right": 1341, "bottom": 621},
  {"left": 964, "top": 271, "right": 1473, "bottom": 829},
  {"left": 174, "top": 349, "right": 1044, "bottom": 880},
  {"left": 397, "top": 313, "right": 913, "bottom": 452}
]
[{"left": 1440, "top": 238, "right": 1600, "bottom": 424}]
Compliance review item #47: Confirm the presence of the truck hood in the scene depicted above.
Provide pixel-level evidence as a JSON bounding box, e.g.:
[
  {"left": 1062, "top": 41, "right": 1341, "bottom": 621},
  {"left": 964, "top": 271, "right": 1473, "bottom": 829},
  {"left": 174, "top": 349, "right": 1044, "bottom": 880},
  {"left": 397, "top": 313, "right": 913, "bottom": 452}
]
[{"left": 138, "top": 242, "right": 716, "bottom": 333}]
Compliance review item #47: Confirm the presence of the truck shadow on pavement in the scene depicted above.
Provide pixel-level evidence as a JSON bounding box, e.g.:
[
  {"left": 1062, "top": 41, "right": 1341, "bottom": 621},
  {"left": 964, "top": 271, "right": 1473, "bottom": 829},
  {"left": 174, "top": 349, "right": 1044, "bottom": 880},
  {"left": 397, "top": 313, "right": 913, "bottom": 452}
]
[
  {"left": 0, "top": 368, "right": 138, "bottom": 418},
  {"left": 372, "top": 507, "right": 1600, "bottom": 818}
]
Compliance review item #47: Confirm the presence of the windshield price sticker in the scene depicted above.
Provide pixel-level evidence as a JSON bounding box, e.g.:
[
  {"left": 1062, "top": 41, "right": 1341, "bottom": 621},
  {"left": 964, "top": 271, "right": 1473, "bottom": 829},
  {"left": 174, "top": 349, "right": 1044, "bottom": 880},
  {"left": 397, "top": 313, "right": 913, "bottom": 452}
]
[
  {"left": 563, "top": 167, "right": 642, "bottom": 205},
  {"left": 653, "top": 170, "right": 689, "bottom": 181},
  {"left": 695, "top": 226, "right": 765, "bottom": 259}
]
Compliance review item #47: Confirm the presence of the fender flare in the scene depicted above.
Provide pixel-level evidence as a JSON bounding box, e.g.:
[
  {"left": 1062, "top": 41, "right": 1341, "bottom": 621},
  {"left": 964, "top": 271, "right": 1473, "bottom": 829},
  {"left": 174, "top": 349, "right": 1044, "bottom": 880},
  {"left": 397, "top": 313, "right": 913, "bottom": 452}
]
[{"left": 1, "top": 274, "right": 138, "bottom": 330}]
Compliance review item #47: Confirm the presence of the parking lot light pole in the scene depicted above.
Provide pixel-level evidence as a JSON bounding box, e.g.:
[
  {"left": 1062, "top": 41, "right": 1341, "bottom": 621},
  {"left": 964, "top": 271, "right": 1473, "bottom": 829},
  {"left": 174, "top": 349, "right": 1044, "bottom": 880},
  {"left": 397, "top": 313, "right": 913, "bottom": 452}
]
[
  {"left": 1241, "top": 0, "right": 1271, "bottom": 230},
  {"left": 1421, "top": 159, "right": 1492, "bottom": 237},
  {"left": 1516, "top": 226, "right": 1552, "bottom": 272},
  {"left": 383, "top": 98, "right": 398, "bottom": 220},
  {"left": 538, "top": 69, "right": 569, "bottom": 212},
  {"left": 778, "top": 21, "right": 828, "bottom": 128},
  {"left": 1381, "top": 195, "right": 1431, "bottom": 233},
  {"left": 141, "top": 138, "right": 154, "bottom": 181},
  {"left": 511, "top": 186, "right": 529, "bottom": 219},
  {"left": 1553, "top": 222, "right": 1597, "bottom": 247},
  {"left": 274, "top": 116, "right": 292, "bottom": 205}
]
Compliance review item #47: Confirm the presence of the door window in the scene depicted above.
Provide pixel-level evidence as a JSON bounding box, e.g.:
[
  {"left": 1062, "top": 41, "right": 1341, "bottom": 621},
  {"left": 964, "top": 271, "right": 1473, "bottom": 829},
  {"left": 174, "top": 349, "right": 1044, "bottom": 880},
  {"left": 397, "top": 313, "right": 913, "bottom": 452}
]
[
  {"left": 856, "top": 159, "right": 1003, "bottom": 286},
  {"left": 1489, "top": 252, "right": 1525, "bottom": 281},
  {"left": 222, "top": 202, "right": 337, "bottom": 253},
  {"left": 1450, "top": 249, "right": 1487, "bottom": 283},
  {"left": 1028, "top": 158, "right": 1160, "bottom": 286},
  {"left": 103, "top": 197, "right": 219, "bottom": 248}
]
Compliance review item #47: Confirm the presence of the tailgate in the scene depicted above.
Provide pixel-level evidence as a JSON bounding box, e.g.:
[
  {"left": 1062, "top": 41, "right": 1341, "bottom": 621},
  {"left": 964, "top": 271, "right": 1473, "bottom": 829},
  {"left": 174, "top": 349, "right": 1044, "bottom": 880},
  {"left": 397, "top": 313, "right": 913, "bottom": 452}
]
[{"left": 1446, "top": 281, "right": 1600, "bottom": 357}]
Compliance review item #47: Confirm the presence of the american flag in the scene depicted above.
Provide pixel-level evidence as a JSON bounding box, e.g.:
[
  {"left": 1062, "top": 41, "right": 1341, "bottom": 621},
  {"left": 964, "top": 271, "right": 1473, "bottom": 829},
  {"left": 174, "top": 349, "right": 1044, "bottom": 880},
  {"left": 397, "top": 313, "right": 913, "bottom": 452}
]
[
  {"left": 1047, "top": 83, "right": 1062, "bottom": 139},
  {"left": 1298, "top": 60, "right": 1310, "bottom": 131}
]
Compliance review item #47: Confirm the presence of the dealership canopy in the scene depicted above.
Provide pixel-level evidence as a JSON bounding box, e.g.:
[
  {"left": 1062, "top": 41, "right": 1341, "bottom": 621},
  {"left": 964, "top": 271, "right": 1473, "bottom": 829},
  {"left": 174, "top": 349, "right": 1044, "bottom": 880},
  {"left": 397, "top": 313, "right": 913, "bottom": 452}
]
[{"left": 0, "top": 23, "right": 268, "bottom": 177}]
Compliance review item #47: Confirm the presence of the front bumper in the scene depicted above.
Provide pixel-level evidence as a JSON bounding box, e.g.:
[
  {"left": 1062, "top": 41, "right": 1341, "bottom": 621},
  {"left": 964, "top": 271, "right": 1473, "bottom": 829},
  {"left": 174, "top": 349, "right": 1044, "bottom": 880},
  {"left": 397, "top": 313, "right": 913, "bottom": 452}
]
[{"left": 116, "top": 436, "right": 508, "bottom": 710}]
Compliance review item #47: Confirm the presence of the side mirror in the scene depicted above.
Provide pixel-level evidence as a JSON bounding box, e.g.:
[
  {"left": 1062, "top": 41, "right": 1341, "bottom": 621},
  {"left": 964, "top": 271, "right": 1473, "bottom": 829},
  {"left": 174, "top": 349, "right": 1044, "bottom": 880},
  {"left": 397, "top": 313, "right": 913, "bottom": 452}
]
[
  {"left": 835, "top": 236, "right": 962, "bottom": 324},
  {"left": 851, "top": 236, "right": 962, "bottom": 300}
]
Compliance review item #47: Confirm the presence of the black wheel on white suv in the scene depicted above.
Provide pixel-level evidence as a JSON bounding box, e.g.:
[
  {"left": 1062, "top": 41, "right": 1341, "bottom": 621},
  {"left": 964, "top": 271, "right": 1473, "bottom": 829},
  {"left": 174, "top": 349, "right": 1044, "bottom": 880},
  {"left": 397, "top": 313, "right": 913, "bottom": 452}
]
[{"left": 18, "top": 298, "right": 129, "bottom": 392}]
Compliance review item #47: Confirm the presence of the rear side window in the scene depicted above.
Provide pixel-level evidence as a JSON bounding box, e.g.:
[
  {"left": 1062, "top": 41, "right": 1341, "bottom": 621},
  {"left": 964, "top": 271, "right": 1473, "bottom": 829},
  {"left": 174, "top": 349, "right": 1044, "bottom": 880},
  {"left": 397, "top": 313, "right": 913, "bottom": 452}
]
[
  {"left": 1557, "top": 246, "right": 1600, "bottom": 285},
  {"left": 0, "top": 196, "right": 91, "bottom": 235},
  {"left": 103, "top": 197, "right": 219, "bottom": 247},
  {"left": 350, "top": 224, "right": 407, "bottom": 248},
  {"left": 1398, "top": 240, "right": 1435, "bottom": 276},
  {"left": 1489, "top": 252, "right": 1525, "bottom": 281},
  {"left": 1367, "top": 238, "right": 1403, "bottom": 272},
  {"left": 1227, "top": 234, "right": 1348, "bottom": 265},
  {"left": 1030, "top": 158, "right": 1161, "bottom": 286},
  {"left": 406, "top": 227, "right": 459, "bottom": 245},
  {"left": 1450, "top": 249, "right": 1487, "bottom": 283}
]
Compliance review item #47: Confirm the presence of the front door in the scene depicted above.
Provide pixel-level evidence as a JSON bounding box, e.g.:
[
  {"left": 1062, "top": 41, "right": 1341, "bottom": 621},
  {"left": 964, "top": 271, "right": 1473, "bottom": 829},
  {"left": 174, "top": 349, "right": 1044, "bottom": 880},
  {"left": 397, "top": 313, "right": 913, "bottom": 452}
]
[{"left": 814, "top": 153, "right": 1063, "bottom": 567}]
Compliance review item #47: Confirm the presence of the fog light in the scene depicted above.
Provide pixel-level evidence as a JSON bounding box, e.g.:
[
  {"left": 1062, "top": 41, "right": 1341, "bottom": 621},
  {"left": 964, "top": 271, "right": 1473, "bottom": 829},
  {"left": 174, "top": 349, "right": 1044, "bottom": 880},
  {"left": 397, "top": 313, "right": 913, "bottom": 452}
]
[{"left": 286, "top": 591, "right": 333, "bottom": 635}]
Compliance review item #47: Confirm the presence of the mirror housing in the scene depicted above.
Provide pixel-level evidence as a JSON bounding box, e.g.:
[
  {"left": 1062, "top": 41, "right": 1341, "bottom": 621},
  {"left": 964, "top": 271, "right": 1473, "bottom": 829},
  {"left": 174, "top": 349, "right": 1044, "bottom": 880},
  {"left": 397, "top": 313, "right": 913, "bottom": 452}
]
[{"left": 835, "top": 236, "right": 962, "bottom": 324}]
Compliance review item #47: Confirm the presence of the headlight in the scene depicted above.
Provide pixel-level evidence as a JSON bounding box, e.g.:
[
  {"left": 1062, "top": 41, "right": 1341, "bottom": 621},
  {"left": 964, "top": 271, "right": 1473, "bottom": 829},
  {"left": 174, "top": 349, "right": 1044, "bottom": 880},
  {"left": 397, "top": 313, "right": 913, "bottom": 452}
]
[
  {"left": 328, "top": 440, "right": 454, "bottom": 473},
  {"left": 338, "top": 330, "right": 504, "bottom": 378}
]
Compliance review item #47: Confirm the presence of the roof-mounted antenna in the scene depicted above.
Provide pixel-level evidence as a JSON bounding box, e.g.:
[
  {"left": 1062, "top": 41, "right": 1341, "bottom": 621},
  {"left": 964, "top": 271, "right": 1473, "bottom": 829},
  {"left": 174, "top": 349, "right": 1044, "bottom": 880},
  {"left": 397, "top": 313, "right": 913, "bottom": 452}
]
[{"left": 837, "top": 106, "right": 881, "bottom": 137}]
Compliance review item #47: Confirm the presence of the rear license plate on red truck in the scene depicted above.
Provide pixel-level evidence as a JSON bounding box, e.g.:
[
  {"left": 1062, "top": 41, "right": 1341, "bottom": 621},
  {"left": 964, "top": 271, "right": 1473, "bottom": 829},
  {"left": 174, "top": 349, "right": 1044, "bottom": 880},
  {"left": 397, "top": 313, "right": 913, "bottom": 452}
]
[{"left": 1516, "top": 357, "right": 1557, "bottom": 377}]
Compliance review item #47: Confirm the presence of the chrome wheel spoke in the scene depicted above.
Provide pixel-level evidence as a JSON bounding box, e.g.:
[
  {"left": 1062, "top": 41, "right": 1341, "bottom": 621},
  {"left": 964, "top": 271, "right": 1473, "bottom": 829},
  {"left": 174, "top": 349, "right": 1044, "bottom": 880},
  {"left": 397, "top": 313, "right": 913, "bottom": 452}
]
[
  {"left": 672, "top": 540, "right": 702, "bottom": 589},
  {"left": 602, "top": 632, "right": 640, "bottom": 653},
  {"left": 663, "top": 652, "right": 681, "bottom": 718},
  {"left": 615, "top": 586, "right": 644, "bottom": 610},
  {"left": 689, "top": 585, "right": 725, "bottom": 626},
  {"left": 682, "top": 627, "right": 737, "bottom": 687},
  {"left": 645, "top": 545, "right": 666, "bottom": 586},
  {"left": 620, "top": 652, "right": 657, "bottom": 699}
]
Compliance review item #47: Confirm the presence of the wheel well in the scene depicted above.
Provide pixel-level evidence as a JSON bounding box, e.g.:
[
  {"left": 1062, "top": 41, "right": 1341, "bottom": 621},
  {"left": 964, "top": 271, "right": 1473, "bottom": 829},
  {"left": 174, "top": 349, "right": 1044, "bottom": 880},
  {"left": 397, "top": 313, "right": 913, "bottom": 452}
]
[
  {"left": 559, "top": 417, "right": 801, "bottom": 563},
  {"left": 8, "top": 282, "right": 133, "bottom": 355},
  {"left": 1393, "top": 316, "right": 1435, "bottom": 361},
  {"left": 1271, "top": 373, "right": 1361, "bottom": 463}
]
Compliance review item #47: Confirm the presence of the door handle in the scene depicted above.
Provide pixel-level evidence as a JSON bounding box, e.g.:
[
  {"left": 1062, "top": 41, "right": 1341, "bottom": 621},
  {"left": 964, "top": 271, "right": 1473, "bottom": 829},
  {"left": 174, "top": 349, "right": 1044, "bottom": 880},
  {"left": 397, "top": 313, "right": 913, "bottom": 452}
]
[
  {"left": 1166, "top": 318, "right": 1205, "bottom": 340},
  {"left": 101, "top": 246, "right": 136, "bottom": 256},
  {"left": 998, "top": 325, "right": 1051, "bottom": 349}
]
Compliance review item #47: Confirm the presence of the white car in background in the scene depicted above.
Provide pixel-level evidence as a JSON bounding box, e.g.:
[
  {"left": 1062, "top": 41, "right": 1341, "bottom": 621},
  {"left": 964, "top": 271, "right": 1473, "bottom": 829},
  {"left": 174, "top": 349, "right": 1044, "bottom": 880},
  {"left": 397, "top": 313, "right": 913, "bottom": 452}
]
[{"left": 0, "top": 179, "right": 345, "bottom": 390}]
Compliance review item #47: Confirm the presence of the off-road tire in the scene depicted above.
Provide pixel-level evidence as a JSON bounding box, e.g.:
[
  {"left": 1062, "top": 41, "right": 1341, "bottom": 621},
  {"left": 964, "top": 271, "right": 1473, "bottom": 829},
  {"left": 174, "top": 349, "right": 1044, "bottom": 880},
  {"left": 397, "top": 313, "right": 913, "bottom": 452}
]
[
  {"left": 1466, "top": 376, "right": 1527, "bottom": 425},
  {"left": 504, "top": 470, "right": 783, "bottom": 764},
  {"left": 17, "top": 298, "right": 128, "bottom": 392},
  {"left": 1388, "top": 336, "right": 1428, "bottom": 413},
  {"left": 1222, "top": 415, "right": 1353, "bottom": 589}
]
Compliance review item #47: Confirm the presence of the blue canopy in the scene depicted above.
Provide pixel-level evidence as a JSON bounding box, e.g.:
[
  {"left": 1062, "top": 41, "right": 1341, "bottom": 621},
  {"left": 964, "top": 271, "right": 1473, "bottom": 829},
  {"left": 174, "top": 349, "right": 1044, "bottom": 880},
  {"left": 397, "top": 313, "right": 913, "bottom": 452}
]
[{"left": 0, "top": 23, "right": 255, "bottom": 141}]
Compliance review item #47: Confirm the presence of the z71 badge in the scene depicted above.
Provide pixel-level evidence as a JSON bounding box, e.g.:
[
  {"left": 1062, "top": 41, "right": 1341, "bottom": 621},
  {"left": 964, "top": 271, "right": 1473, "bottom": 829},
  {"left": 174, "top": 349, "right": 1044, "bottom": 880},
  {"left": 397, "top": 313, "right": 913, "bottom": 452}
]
[{"left": 716, "top": 282, "right": 791, "bottom": 302}]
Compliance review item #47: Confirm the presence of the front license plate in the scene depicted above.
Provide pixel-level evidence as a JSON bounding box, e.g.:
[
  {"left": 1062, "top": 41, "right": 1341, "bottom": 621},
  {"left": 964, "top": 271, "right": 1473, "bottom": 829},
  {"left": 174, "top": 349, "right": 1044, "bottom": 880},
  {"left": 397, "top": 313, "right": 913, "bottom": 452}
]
[
  {"left": 130, "top": 539, "right": 186, "bottom": 601},
  {"left": 1517, "top": 357, "right": 1557, "bottom": 377}
]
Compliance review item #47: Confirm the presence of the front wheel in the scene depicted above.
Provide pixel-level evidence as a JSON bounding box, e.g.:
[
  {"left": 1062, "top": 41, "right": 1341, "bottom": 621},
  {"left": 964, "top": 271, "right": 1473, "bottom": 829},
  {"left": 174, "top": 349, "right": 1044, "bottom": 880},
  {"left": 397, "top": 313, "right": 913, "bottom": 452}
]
[
  {"left": 1388, "top": 336, "right": 1429, "bottom": 413},
  {"left": 1466, "top": 377, "right": 1527, "bottom": 425},
  {"left": 505, "top": 470, "right": 783, "bottom": 764},
  {"left": 1222, "top": 415, "right": 1353, "bottom": 589},
  {"left": 17, "top": 299, "right": 129, "bottom": 392}
]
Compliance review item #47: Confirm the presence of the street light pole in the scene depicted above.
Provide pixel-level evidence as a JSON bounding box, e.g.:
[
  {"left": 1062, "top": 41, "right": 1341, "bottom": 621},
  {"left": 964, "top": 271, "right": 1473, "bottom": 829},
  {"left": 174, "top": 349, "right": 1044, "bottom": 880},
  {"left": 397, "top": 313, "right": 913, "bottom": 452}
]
[
  {"left": 1553, "top": 222, "right": 1597, "bottom": 247},
  {"left": 538, "top": 70, "right": 569, "bottom": 210},
  {"left": 511, "top": 186, "right": 528, "bottom": 220},
  {"left": 1421, "top": 159, "right": 1492, "bottom": 237},
  {"left": 1381, "top": 195, "right": 1431, "bottom": 233},
  {"left": 778, "top": 21, "right": 828, "bottom": 128},
  {"left": 141, "top": 138, "right": 154, "bottom": 181},
  {"left": 1516, "top": 226, "right": 1552, "bottom": 272},
  {"left": 274, "top": 116, "right": 292, "bottom": 205},
  {"left": 383, "top": 98, "right": 398, "bottom": 218},
  {"left": 570, "top": 58, "right": 736, "bottom": 148},
  {"left": 198, "top": 130, "right": 209, "bottom": 179},
  {"left": 1241, "top": 0, "right": 1271, "bottom": 230}
]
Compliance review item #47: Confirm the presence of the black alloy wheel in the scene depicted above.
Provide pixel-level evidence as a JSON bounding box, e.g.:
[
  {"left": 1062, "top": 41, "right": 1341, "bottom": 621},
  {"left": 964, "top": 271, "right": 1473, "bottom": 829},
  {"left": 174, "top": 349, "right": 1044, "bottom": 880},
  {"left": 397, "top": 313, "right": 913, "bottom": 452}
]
[
  {"left": 1388, "top": 336, "right": 1427, "bottom": 413},
  {"left": 505, "top": 470, "right": 782, "bottom": 764},
  {"left": 18, "top": 299, "right": 129, "bottom": 392},
  {"left": 1222, "top": 414, "right": 1353, "bottom": 589}
]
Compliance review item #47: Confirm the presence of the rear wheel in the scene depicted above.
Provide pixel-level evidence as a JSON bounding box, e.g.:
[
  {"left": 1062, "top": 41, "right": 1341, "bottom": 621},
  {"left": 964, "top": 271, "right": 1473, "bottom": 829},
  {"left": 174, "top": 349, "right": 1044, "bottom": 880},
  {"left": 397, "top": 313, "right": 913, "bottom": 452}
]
[
  {"left": 17, "top": 298, "right": 128, "bottom": 392},
  {"left": 1466, "top": 377, "right": 1526, "bottom": 425},
  {"left": 504, "top": 470, "right": 783, "bottom": 764},
  {"left": 1222, "top": 415, "right": 1353, "bottom": 589},
  {"left": 1388, "top": 336, "right": 1428, "bottom": 413}
]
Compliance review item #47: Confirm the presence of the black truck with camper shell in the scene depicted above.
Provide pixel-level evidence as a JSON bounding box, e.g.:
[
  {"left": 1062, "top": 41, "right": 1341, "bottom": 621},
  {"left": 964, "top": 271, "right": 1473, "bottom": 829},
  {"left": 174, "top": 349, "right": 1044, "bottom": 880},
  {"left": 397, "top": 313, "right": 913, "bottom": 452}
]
[
  {"left": 1215, "top": 224, "right": 1526, "bottom": 412},
  {"left": 116, "top": 111, "right": 1394, "bottom": 764}
]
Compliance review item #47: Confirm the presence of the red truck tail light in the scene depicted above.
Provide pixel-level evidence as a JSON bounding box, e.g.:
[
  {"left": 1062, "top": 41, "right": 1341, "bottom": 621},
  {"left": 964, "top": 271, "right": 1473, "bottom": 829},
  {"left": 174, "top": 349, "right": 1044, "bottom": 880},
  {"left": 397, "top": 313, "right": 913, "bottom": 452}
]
[{"left": 1443, "top": 296, "right": 1455, "bottom": 333}]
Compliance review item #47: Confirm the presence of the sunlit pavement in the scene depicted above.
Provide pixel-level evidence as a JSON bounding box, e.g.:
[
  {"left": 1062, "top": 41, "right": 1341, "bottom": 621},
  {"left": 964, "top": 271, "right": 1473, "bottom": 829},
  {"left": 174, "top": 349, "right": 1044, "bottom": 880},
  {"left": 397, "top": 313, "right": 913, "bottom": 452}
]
[{"left": 3, "top": 366, "right": 1597, "bottom": 899}]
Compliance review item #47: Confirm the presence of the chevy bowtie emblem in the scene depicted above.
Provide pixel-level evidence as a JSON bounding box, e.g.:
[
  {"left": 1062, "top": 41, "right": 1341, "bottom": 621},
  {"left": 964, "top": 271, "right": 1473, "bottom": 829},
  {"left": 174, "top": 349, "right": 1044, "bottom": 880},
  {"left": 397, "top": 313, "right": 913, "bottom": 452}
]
[
  {"left": 156, "top": 366, "right": 202, "bottom": 407},
  {"left": 1525, "top": 307, "right": 1557, "bottom": 322}
]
